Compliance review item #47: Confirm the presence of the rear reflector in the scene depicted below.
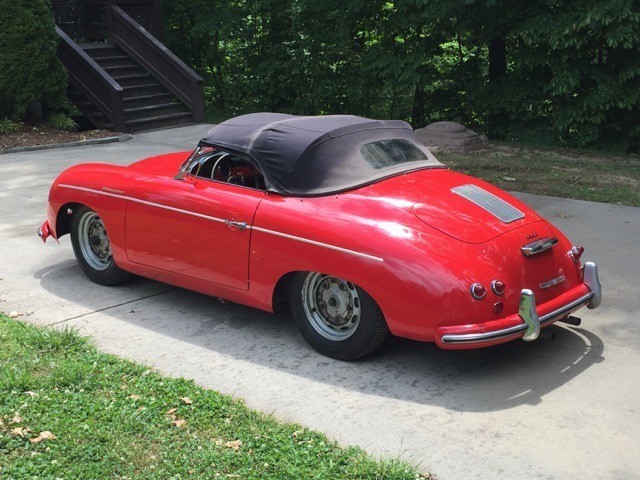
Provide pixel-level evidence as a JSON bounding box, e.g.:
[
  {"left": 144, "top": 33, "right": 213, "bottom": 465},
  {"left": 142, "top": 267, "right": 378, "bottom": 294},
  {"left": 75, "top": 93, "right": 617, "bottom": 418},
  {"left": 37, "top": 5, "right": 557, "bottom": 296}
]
[
  {"left": 491, "top": 280, "right": 506, "bottom": 295},
  {"left": 470, "top": 283, "right": 486, "bottom": 299}
]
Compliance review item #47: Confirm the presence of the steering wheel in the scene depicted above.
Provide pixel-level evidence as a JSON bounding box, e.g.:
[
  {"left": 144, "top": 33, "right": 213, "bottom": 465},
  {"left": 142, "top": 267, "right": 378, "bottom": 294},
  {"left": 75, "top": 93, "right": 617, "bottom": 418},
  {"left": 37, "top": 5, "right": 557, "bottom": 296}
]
[
  {"left": 211, "top": 153, "right": 231, "bottom": 181},
  {"left": 227, "top": 175, "right": 244, "bottom": 185}
]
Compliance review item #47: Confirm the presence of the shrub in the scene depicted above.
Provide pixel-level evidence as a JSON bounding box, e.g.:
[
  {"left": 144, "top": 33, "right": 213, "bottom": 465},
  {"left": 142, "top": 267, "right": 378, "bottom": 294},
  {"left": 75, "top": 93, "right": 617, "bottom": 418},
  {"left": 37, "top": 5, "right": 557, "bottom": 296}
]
[
  {"left": 0, "top": 0, "right": 67, "bottom": 120},
  {"left": 49, "top": 113, "right": 77, "bottom": 131},
  {"left": 0, "top": 118, "right": 22, "bottom": 134}
]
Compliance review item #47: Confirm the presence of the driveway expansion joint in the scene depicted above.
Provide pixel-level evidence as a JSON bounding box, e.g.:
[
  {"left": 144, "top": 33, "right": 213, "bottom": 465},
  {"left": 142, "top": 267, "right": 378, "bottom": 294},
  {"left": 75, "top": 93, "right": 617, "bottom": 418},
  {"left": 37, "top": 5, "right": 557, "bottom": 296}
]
[{"left": 49, "top": 287, "right": 177, "bottom": 326}]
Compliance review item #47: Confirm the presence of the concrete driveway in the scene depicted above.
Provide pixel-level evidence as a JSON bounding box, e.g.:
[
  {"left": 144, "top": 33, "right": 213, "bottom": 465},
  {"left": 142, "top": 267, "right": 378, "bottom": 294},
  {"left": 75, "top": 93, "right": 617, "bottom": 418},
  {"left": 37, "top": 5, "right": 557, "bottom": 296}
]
[{"left": 1, "top": 125, "right": 639, "bottom": 480}]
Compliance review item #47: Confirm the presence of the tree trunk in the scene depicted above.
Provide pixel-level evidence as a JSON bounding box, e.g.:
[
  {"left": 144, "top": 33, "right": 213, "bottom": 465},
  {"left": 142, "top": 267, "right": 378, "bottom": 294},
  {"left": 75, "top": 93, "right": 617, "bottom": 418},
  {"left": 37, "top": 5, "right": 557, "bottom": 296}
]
[
  {"left": 488, "top": 36, "right": 506, "bottom": 81},
  {"left": 488, "top": 35, "right": 507, "bottom": 138},
  {"left": 411, "top": 84, "right": 425, "bottom": 128}
]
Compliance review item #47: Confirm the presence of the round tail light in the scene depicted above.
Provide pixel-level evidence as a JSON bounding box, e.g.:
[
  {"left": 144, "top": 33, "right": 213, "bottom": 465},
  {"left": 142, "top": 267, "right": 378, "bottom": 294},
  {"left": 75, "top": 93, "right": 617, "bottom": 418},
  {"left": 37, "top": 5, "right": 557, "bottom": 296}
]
[
  {"left": 470, "top": 283, "right": 486, "bottom": 299},
  {"left": 569, "top": 245, "right": 585, "bottom": 262},
  {"left": 491, "top": 280, "right": 506, "bottom": 295}
]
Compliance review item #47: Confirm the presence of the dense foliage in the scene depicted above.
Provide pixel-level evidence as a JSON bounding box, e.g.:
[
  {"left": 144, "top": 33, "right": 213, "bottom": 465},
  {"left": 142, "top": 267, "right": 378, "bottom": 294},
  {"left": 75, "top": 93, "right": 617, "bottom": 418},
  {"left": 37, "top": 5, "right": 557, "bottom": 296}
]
[
  {"left": 162, "top": 0, "right": 640, "bottom": 149},
  {"left": 0, "top": 0, "right": 67, "bottom": 120}
]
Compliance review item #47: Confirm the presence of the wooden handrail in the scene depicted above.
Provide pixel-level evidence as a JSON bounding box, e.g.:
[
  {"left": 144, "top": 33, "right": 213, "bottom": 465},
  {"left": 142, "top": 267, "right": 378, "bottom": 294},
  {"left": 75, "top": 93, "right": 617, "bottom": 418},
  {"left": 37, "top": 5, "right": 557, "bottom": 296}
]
[
  {"left": 55, "top": 26, "right": 126, "bottom": 131},
  {"left": 107, "top": 5, "right": 204, "bottom": 121}
]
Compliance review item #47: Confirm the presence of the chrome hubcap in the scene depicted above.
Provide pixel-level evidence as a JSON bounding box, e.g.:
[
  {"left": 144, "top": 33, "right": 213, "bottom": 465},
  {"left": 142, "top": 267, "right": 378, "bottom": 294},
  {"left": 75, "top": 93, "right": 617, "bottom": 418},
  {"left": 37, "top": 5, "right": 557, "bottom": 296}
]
[
  {"left": 78, "top": 211, "right": 112, "bottom": 271},
  {"left": 302, "top": 273, "right": 361, "bottom": 341}
]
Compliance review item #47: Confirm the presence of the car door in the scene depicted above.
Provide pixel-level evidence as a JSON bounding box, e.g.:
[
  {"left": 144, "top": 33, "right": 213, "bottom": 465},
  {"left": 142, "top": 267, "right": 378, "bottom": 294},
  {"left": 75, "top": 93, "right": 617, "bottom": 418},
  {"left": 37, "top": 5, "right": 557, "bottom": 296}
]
[{"left": 125, "top": 173, "right": 265, "bottom": 290}]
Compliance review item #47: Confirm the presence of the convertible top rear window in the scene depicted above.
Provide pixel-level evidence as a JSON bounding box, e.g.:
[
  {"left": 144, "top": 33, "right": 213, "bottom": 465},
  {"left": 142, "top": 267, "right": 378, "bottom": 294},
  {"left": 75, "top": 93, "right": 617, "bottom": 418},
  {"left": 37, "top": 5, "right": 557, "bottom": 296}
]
[{"left": 360, "top": 139, "right": 428, "bottom": 169}]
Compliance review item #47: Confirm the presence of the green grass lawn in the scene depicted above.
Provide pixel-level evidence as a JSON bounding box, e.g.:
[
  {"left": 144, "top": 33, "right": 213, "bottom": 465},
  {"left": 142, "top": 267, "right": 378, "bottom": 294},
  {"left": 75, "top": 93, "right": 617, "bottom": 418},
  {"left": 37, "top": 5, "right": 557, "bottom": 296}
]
[
  {"left": 438, "top": 143, "right": 640, "bottom": 207},
  {"left": 0, "top": 315, "right": 428, "bottom": 479}
]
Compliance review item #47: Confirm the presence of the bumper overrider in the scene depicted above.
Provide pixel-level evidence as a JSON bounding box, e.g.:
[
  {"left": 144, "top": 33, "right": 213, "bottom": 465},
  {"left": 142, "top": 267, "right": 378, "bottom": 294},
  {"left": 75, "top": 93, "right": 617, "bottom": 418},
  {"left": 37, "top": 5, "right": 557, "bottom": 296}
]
[
  {"left": 436, "top": 262, "right": 601, "bottom": 349},
  {"left": 38, "top": 220, "right": 52, "bottom": 243}
]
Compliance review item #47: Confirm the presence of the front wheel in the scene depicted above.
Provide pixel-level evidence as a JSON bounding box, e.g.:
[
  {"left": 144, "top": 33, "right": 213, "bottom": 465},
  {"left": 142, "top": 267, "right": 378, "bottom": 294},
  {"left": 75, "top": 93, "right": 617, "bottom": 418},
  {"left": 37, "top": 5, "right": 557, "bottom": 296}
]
[
  {"left": 70, "top": 206, "right": 130, "bottom": 286},
  {"left": 289, "top": 272, "right": 388, "bottom": 360}
]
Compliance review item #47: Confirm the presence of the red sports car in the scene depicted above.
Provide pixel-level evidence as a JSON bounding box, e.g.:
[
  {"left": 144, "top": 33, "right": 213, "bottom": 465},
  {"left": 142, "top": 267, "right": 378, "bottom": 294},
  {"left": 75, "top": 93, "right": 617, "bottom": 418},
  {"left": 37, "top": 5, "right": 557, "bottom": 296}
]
[{"left": 39, "top": 113, "right": 601, "bottom": 359}]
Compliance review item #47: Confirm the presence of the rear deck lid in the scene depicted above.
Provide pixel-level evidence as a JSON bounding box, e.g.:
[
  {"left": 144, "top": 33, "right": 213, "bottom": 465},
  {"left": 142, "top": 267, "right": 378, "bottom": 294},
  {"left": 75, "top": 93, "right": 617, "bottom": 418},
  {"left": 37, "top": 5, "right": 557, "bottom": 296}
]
[{"left": 413, "top": 179, "right": 541, "bottom": 244}]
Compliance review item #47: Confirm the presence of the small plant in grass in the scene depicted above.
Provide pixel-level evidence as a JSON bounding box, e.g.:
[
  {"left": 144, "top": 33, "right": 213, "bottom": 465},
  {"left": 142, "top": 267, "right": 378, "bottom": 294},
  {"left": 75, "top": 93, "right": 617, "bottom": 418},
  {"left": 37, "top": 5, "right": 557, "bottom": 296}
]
[
  {"left": 0, "top": 117, "right": 21, "bottom": 134},
  {"left": 0, "top": 315, "right": 431, "bottom": 479},
  {"left": 48, "top": 113, "right": 78, "bottom": 132}
]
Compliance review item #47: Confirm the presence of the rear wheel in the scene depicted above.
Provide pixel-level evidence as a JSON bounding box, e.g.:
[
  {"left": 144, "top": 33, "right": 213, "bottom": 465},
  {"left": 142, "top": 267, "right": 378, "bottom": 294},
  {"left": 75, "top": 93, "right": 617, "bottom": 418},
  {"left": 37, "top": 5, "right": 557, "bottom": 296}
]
[
  {"left": 70, "top": 206, "right": 130, "bottom": 286},
  {"left": 289, "top": 272, "right": 388, "bottom": 360}
]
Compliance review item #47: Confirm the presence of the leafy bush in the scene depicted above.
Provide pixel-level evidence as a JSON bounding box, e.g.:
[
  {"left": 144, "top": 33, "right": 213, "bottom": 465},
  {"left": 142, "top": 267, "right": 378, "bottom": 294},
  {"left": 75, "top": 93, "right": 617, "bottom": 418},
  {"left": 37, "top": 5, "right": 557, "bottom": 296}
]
[
  {"left": 48, "top": 113, "right": 77, "bottom": 132},
  {"left": 0, "top": 0, "right": 67, "bottom": 120},
  {"left": 0, "top": 118, "right": 22, "bottom": 134}
]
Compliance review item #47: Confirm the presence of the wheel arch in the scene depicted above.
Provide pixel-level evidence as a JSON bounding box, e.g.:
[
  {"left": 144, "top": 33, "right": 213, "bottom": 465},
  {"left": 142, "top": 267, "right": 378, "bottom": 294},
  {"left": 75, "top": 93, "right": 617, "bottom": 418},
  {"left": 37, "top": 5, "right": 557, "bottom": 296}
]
[
  {"left": 271, "top": 270, "right": 303, "bottom": 311},
  {"left": 270, "top": 269, "right": 388, "bottom": 321},
  {"left": 55, "top": 202, "right": 84, "bottom": 238}
]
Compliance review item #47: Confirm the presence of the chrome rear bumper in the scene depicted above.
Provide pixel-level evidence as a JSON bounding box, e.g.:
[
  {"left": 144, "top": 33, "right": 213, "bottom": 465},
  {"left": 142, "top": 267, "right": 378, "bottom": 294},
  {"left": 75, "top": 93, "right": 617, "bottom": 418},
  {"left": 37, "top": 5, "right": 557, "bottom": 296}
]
[{"left": 440, "top": 262, "right": 600, "bottom": 346}]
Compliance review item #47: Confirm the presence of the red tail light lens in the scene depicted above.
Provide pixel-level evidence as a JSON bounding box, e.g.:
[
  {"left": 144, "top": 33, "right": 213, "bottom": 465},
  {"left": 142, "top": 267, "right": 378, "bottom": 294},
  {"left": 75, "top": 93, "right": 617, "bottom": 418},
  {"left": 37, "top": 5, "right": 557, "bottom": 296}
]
[
  {"left": 491, "top": 280, "right": 506, "bottom": 295},
  {"left": 470, "top": 283, "right": 486, "bottom": 299},
  {"left": 569, "top": 245, "right": 585, "bottom": 262}
]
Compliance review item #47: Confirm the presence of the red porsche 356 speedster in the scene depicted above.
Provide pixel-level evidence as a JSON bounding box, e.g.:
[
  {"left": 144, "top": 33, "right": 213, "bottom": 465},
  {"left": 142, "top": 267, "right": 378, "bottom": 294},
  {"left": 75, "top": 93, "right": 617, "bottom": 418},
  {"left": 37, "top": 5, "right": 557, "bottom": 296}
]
[{"left": 39, "top": 113, "right": 601, "bottom": 359}]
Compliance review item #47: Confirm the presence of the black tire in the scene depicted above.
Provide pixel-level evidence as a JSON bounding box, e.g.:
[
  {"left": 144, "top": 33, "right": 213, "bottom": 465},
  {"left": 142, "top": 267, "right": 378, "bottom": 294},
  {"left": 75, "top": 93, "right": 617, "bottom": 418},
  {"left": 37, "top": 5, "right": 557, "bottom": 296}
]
[
  {"left": 289, "top": 272, "right": 389, "bottom": 360},
  {"left": 70, "top": 205, "right": 131, "bottom": 286}
]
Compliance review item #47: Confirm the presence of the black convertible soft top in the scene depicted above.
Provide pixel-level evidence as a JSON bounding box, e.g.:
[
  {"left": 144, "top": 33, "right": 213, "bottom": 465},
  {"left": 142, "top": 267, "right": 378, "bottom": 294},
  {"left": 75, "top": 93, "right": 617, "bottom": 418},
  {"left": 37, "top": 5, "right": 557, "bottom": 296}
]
[{"left": 199, "top": 112, "right": 442, "bottom": 195}]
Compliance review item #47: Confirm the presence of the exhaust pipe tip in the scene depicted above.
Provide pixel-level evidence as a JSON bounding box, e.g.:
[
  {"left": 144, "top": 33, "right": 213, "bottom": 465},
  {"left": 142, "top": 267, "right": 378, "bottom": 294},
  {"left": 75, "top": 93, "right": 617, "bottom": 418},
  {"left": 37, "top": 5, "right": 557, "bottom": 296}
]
[{"left": 560, "top": 315, "right": 582, "bottom": 326}]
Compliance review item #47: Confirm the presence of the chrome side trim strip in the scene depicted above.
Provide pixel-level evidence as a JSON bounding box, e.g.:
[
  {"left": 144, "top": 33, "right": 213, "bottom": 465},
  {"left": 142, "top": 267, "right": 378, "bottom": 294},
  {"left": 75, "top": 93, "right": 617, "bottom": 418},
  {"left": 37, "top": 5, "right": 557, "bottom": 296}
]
[
  {"left": 59, "top": 184, "right": 227, "bottom": 224},
  {"left": 58, "top": 184, "right": 383, "bottom": 262},
  {"left": 441, "top": 290, "right": 595, "bottom": 345},
  {"left": 252, "top": 226, "right": 384, "bottom": 262}
]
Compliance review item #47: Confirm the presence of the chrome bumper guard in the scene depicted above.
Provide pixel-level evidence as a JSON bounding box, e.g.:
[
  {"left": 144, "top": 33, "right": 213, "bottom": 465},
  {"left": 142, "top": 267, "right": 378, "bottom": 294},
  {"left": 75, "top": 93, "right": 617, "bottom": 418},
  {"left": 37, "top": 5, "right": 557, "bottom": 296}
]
[{"left": 441, "top": 262, "right": 601, "bottom": 345}]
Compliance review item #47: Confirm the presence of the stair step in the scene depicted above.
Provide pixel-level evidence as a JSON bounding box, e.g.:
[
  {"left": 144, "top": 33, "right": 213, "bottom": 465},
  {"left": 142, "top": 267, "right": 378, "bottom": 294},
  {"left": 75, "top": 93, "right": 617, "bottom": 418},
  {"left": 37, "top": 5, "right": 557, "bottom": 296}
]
[
  {"left": 113, "top": 74, "right": 156, "bottom": 87},
  {"left": 83, "top": 44, "right": 122, "bottom": 58},
  {"left": 106, "top": 112, "right": 193, "bottom": 131},
  {"left": 125, "top": 103, "right": 188, "bottom": 121},
  {"left": 104, "top": 65, "right": 145, "bottom": 76},
  {"left": 123, "top": 93, "right": 174, "bottom": 108},
  {"left": 112, "top": 73, "right": 151, "bottom": 80},
  {"left": 123, "top": 84, "right": 166, "bottom": 97},
  {"left": 92, "top": 56, "right": 138, "bottom": 69},
  {"left": 81, "top": 43, "right": 117, "bottom": 49},
  {"left": 124, "top": 92, "right": 173, "bottom": 102},
  {"left": 92, "top": 55, "right": 130, "bottom": 62},
  {"left": 67, "top": 42, "right": 198, "bottom": 133}
]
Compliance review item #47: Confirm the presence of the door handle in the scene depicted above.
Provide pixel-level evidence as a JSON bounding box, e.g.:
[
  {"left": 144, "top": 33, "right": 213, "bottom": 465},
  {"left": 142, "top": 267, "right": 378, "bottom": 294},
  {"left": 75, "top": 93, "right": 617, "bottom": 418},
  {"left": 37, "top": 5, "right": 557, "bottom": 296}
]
[{"left": 224, "top": 220, "right": 248, "bottom": 230}]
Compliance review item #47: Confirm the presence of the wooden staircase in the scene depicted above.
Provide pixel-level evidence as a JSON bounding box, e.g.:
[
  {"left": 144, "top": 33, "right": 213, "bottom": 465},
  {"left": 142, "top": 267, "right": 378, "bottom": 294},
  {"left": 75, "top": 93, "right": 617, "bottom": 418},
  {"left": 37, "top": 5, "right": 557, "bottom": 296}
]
[
  {"left": 71, "top": 44, "right": 193, "bottom": 132},
  {"left": 55, "top": 4, "right": 204, "bottom": 133}
]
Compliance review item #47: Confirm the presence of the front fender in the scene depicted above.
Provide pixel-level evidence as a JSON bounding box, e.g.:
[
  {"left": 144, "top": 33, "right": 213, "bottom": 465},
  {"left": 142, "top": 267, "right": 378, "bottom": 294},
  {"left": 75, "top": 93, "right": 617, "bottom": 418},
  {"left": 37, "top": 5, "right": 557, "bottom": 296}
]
[{"left": 47, "top": 163, "right": 148, "bottom": 263}]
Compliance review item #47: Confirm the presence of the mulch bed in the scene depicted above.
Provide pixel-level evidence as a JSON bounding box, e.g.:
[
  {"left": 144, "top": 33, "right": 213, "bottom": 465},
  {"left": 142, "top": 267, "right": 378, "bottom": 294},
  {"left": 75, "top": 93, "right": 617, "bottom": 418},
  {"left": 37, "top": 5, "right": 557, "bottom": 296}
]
[{"left": 0, "top": 124, "right": 119, "bottom": 150}]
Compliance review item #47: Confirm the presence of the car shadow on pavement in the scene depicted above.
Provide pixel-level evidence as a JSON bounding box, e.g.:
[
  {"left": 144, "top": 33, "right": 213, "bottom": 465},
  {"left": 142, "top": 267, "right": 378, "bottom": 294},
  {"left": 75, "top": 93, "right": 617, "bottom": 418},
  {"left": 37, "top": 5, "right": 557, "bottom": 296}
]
[{"left": 37, "top": 261, "right": 605, "bottom": 413}]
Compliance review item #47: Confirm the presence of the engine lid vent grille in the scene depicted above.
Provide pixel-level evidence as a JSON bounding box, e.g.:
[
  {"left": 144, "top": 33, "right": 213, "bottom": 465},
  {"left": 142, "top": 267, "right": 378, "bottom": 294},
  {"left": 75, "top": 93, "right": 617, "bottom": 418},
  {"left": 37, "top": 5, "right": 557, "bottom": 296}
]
[{"left": 451, "top": 184, "right": 525, "bottom": 223}]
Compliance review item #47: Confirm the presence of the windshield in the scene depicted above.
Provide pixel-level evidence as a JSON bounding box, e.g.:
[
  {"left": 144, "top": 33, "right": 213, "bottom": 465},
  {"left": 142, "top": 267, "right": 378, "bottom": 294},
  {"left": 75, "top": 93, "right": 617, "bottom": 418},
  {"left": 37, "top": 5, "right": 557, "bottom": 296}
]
[{"left": 176, "top": 146, "right": 215, "bottom": 178}]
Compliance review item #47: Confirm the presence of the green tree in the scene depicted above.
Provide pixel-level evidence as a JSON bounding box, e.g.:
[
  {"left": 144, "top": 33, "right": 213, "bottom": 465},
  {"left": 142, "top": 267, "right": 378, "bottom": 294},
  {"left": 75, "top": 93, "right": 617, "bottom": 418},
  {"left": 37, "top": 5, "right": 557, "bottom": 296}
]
[
  {"left": 161, "top": 0, "right": 640, "bottom": 148},
  {"left": 0, "top": 0, "right": 67, "bottom": 120},
  {"left": 512, "top": 0, "right": 640, "bottom": 147}
]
